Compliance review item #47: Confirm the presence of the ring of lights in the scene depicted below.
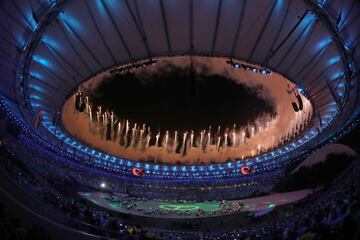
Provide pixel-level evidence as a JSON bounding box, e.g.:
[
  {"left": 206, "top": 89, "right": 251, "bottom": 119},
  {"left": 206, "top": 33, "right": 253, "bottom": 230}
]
[{"left": 5, "top": 0, "right": 358, "bottom": 179}]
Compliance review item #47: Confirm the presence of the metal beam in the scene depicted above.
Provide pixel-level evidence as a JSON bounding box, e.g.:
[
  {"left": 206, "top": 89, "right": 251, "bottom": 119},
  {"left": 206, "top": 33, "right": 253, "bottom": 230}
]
[
  {"left": 304, "top": 64, "right": 333, "bottom": 90},
  {"left": 100, "top": 0, "right": 133, "bottom": 61},
  {"left": 10, "top": 0, "right": 36, "bottom": 30},
  {"left": 56, "top": 20, "right": 93, "bottom": 74},
  {"left": 310, "top": 83, "right": 333, "bottom": 100},
  {"left": 0, "top": 4, "right": 28, "bottom": 30},
  {"left": 189, "top": 0, "right": 194, "bottom": 53},
  {"left": 304, "top": 0, "right": 354, "bottom": 118},
  {"left": 211, "top": 0, "right": 223, "bottom": 54},
  {"left": 325, "top": 78, "right": 341, "bottom": 107},
  {"left": 159, "top": 0, "right": 172, "bottom": 54},
  {"left": 35, "top": 64, "right": 68, "bottom": 93},
  {"left": 247, "top": 0, "right": 278, "bottom": 62},
  {"left": 334, "top": 75, "right": 345, "bottom": 88},
  {"left": 338, "top": 0, "right": 358, "bottom": 29},
  {"left": 262, "top": 0, "right": 293, "bottom": 65},
  {"left": 42, "top": 41, "right": 85, "bottom": 82},
  {"left": 263, "top": 10, "right": 309, "bottom": 65},
  {"left": 284, "top": 21, "right": 317, "bottom": 75},
  {"left": 0, "top": 22, "right": 23, "bottom": 47},
  {"left": 301, "top": 45, "right": 332, "bottom": 83},
  {"left": 124, "top": 0, "right": 152, "bottom": 58},
  {"left": 294, "top": 40, "right": 332, "bottom": 81},
  {"left": 230, "top": 0, "right": 247, "bottom": 58},
  {"left": 40, "top": 45, "right": 76, "bottom": 86},
  {"left": 301, "top": 67, "right": 331, "bottom": 94},
  {"left": 343, "top": 12, "right": 360, "bottom": 29},
  {"left": 29, "top": 74, "right": 66, "bottom": 96},
  {"left": 275, "top": 18, "right": 314, "bottom": 69},
  {"left": 85, "top": 0, "right": 117, "bottom": 65},
  {"left": 59, "top": 17, "right": 104, "bottom": 69}
]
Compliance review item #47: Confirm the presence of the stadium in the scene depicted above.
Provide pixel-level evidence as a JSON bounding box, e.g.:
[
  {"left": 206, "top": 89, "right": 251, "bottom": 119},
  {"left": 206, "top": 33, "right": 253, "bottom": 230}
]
[{"left": 0, "top": 0, "right": 359, "bottom": 239}]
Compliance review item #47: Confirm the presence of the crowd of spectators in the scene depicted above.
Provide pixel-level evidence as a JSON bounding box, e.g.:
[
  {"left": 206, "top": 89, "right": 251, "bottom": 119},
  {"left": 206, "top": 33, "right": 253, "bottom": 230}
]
[
  {"left": 0, "top": 129, "right": 359, "bottom": 239},
  {"left": 0, "top": 202, "right": 52, "bottom": 240},
  {"left": 275, "top": 153, "right": 355, "bottom": 192},
  {"left": 165, "top": 158, "right": 360, "bottom": 240},
  {"left": 12, "top": 132, "right": 284, "bottom": 201},
  {"left": 0, "top": 141, "right": 138, "bottom": 239}
]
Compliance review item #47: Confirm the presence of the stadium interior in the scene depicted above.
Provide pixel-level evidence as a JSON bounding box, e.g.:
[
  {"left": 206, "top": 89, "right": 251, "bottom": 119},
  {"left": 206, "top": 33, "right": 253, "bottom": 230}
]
[{"left": 0, "top": 0, "right": 360, "bottom": 239}]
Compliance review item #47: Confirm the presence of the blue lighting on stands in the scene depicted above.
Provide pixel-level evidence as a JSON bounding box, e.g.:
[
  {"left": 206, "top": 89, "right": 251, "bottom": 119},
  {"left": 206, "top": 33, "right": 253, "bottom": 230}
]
[
  {"left": 48, "top": 0, "right": 57, "bottom": 7},
  {"left": 32, "top": 55, "right": 52, "bottom": 69},
  {"left": 338, "top": 82, "right": 345, "bottom": 88},
  {"left": 26, "top": 11, "right": 38, "bottom": 31},
  {"left": 275, "top": 0, "right": 284, "bottom": 11},
  {"left": 96, "top": 0, "right": 107, "bottom": 17},
  {"left": 42, "top": 36, "right": 61, "bottom": 51},
  {"left": 31, "top": 102, "right": 41, "bottom": 108},
  {"left": 59, "top": 12, "right": 83, "bottom": 34},
  {"left": 344, "top": 41, "right": 351, "bottom": 51},
  {"left": 29, "top": 71, "right": 44, "bottom": 80},
  {"left": 317, "top": 0, "right": 327, "bottom": 8},
  {"left": 30, "top": 94, "right": 41, "bottom": 100},
  {"left": 332, "top": 71, "right": 344, "bottom": 80},
  {"left": 226, "top": 60, "right": 272, "bottom": 75},
  {"left": 105, "top": 0, "right": 119, "bottom": 8},
  {"left": 328, "top": 56, "right": 341, "bottom": 66},
  {"left": 28, "top": 84, "right": 45, "bottom": 93},
  {"left": 316, "top": 38, "right": 332, "bottom": 50}
]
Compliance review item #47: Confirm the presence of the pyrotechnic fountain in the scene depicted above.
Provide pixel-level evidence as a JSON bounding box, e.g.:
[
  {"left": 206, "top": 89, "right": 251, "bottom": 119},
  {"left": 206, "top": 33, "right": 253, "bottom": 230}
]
[
  {"left": 62, "top": 56, "right": 314, "bottom": 164},
  {"left": 73, "top": 90, "right": 312, "bottom": 160}
]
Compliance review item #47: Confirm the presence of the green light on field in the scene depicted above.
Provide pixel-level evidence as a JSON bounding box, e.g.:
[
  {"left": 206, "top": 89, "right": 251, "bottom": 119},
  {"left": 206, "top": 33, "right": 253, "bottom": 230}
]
[
  {"left": 109, "top": 203, "right": 122, "bottom": 209},
  {"left": 267, "top": 203, "right": 276, "bottom": 208},
  {"left": 159, "top": 204, "right": 200, "bottom": 211},
  {"left": 79, "top": 192, "right": 91, "bottom": 196}
]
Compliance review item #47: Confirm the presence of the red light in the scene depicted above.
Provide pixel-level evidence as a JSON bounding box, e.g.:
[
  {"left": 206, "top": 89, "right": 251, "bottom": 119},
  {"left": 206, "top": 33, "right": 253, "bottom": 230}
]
[
  {"left": 34, "top": 111, "right": 43, "bottom": 128},
  {"left": 240, "top": 166, "right": 254, "bottom": 175},
  {"left": 132, "top": 168, "right": 144, "bottom": 176}
]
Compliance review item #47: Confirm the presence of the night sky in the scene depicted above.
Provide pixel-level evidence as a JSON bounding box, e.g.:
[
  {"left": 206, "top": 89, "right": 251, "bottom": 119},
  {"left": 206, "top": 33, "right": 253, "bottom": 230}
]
[{"left": 90, "top": 63, "right": 275, "bottom": 133}]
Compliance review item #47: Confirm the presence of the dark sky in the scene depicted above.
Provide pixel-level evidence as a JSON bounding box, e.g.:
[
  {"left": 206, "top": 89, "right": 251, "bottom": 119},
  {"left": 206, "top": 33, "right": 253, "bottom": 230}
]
[{"left": 90, "top": 64, "right": 275, "bottom": 133}]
